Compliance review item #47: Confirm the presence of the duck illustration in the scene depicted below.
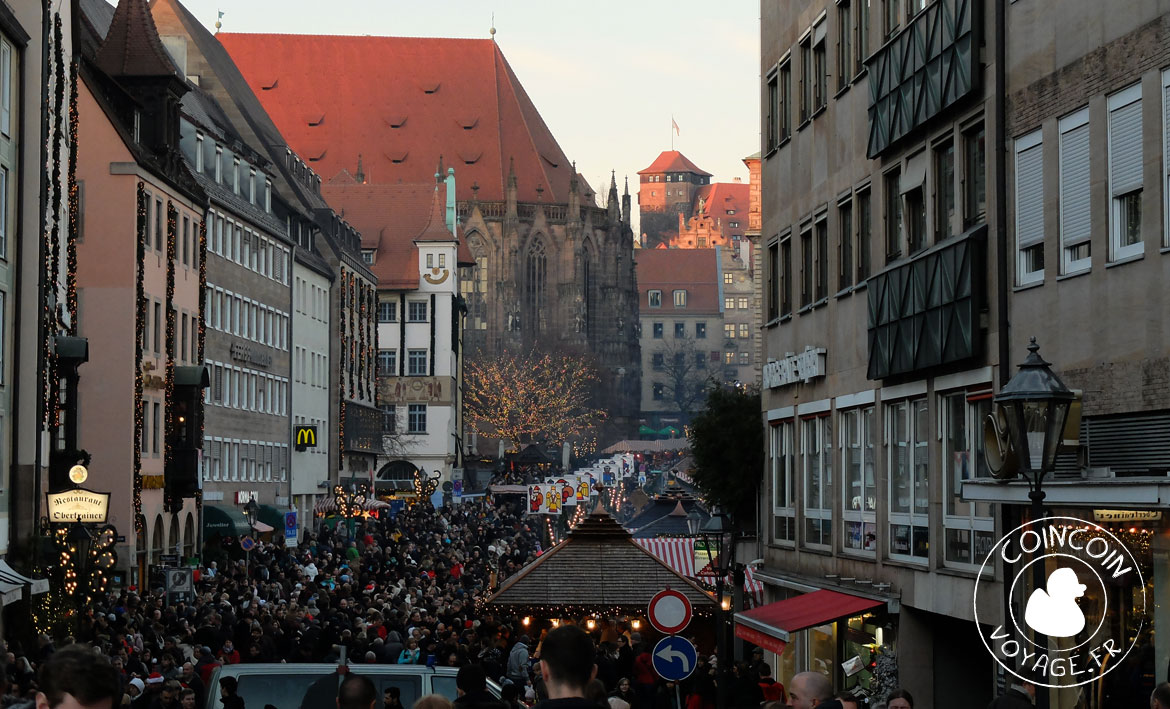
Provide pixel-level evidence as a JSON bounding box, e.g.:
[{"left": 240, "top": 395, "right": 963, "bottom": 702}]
[{"left": 1024, "top": 567, "right": 1088, "bottom": 638}]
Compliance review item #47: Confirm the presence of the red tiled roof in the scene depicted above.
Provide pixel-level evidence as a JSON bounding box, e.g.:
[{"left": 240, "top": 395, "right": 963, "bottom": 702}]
[
  {"left": 694, "top": 181, "right": 750, "bottom": 238},
  {"left": 96, "top": 0, "right": 181, "bottom": 78},
  {"left": 637, "top": 150, "right": 712, "bottom": 177},
  {"left": 321, "top": 179, "right": 457, "bottom": 290},
  {"left": 635, "top": 248, "right": 720, "bottom": 314},
  {"left": 219, "top": 34, "right": 577, "bottom": 203}
]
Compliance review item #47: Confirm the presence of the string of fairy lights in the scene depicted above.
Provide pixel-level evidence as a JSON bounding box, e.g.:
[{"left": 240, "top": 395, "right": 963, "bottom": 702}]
[
  {"left": 358, "top": 279, "right": 366, "bottom": 401},
  {"left": 133, "top": 183, "right": 147, "bottom": 532},
  {"left": 42, "top": 15, "right": 66, "bottom": 430},
  {"left": 163, "top": 203, "right": 178, "bottom": 511},
  {"left": 65, "top": 59, "right": 79, "bottom": 333},
  {"left": 196, "top": 217, "right": 207, "bottom": 512},
  {"left": 338, "top": 266, "right": 347, "bottom": 471}
]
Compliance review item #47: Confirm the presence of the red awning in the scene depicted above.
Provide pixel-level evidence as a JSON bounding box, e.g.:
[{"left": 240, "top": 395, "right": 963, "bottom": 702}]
[{"left": 734, "top": 589, "right": 886, "bottom": 655}]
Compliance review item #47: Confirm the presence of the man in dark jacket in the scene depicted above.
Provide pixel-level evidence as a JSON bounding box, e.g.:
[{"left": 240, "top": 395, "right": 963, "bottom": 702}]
[
  {"left": 533, "top": 626, "right": 597, "bottom": 709},
  {"left": 986, "top": 682, "right": 1035, "bottom": 709},
  {"left": 453, "top": 665, "right": 507, "bottom": 709}
]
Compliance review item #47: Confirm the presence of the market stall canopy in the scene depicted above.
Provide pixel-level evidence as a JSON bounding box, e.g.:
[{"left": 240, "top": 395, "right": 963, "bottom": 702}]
[
  {"left": 203, "top": 504, "right": 252, "bottom": 537},
  {"left": 256, "top": 505, "right": 287, "bottom": 531},
  {"left": 484, "top": 506, "right": 715, "bottom": 616},
  {"left": 601, "top": 438, "right": 690, "bottom": 454},
  {"left": 734, "top": 589, "right": 886, "bottom": 655},
  {"left": 0, "top": 560, "right": 48, "bottom": 597}
]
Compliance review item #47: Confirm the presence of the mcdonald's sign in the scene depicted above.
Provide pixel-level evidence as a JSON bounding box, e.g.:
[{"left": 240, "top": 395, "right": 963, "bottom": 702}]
[{"left": 294, "top": 425, "right": 318, "bottom": 451}]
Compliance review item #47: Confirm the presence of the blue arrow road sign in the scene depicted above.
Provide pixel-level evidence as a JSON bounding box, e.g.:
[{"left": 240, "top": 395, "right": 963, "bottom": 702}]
[{"left": 652, "top": 636, "right": 698, "bottom": 682}]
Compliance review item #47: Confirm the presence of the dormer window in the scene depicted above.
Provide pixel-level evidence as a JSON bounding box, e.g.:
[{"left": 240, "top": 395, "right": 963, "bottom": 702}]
[
  {"left": 426, "top": 253, "right": 433, "bottom": 268},
  {"left": 133, "top": 110, "right": 141, "bottom": 143},
  {"left": 362, "top": 250, "right": 375, "bottom": 265},
  {"left": 249, "top": 169, "right": 256, "bottom": 204},
  {"left": 438, "top": 254, "right": 446, "bottom": 268},
  {"left": 648, "top": 290, "right": 662, "bottom": 308},
  {"left": 264, "top": 179, "right": 272, "bottom": 213},
  {"left": 195, "top": 133, "right": 204, "bottom": 172}
]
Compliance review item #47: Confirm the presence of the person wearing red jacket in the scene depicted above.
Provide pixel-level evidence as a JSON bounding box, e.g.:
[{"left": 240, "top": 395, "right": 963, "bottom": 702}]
[
  {"left": 757, "top": 664, "right": 786, "bottom": 704},
  {"left": 633, "top": 645, "right": 656, "bottom": 707},
  {"left": 217, "top": 640, "right": 240, "bottom": 665}
]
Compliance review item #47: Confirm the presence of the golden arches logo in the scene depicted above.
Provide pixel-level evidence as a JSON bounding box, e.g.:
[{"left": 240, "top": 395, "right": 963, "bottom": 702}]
[{"left": 294, "top": 425, "right": 317, "bottom": 450}]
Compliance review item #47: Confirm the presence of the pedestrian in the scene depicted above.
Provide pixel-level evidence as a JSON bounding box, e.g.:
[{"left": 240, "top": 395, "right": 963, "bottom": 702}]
[
  {"left": 397, "top": 639, "right": 421, "bottom": 665},
  {"left": 506, "top": 636, "right": 531, "bottom": 688},
  {"left": 631, "top": 644, "right": 655, "bottom": 708},
  {"left": 756, "top": 665, "right": 785, "bottom": 704},
  {"left": 218, "top": 677, "right": 244, "bottom": 709},
  {"left": 1154, "top": 683, "right": 1170, "bottom": 709},
  {"left": 785, "top": 672, "right": 832, "bottom": 709},
  {"left": 532, "top": 625, "right": 597, "bottom": 709},
  {"left": 986, "top": 681, "right": 1034, "bottom": 709},
  {"left": 885, "top": 688, "right": 913, "bottom": 709},
  {"left": 338, "top": 675, "right": 376, "bottom": 709},
  {"left": 33, "top": 646, "right": 121, "bottom": 709},
  {"left": 413, "top": 696, "right": 453, "bottom": 709},
  {"left": 834, "top": 692, "right": 862, "bottom": 709},
  {"left": 609, "top": 679, "right": 635, "bottom": 707},
  {"left": 383, "top": 687, "right": 404, "bottom": 709},
  {"left": 124, "top": 678, "right": 145, "bottom": 707},
  {"left": 178, "top": 690, "right": 196, "bottom": 709},
  {"left": 452, "top": 665, "right": 506, "bottom": 709}
]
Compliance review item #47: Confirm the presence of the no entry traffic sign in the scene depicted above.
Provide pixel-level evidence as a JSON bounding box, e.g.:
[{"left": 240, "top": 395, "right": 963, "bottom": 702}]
[{"left": 647, "top": 588, "right": 692, "bottom": 635}]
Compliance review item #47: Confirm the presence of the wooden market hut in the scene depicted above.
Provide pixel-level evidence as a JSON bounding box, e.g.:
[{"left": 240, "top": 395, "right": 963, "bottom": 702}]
[{"left": 484, "top": 505, "right": 716, "bottom": 620}]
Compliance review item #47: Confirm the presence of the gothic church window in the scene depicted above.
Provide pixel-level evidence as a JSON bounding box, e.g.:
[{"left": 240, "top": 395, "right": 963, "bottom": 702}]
[{"left": 525, "top": 237, "right": 547, "bottom": 334}]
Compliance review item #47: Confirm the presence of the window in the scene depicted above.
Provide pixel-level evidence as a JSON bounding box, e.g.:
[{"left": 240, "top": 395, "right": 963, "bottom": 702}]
[
  {"left": 378, "top": 301, "right": 397, "bottom": 322},
  {"left": 723, "top": 351, "right": 736, "bottom": 365},
  {"left": 888, "top": 398, "right": 929, "bottom": 560},
  {"left": 652, "top": 322, "right": 664, "bottom": 339},
  {"left": 802, "top": 415, "right": 832, "bottom": 548},
  {"left": 964, "top": 125, "right": 987, "bottom": 227},
  {"left": 738, "top": 351, "right": 750, "bottom": 365},
  {"left": 408, "top": 301, "right": 428, "bottom": 322},
  {"left": 905, "top": 184, "right": 926, "bottom": 255},
  {"left": 380, "top": 405, "right": 396, "bottom": 434},
  {"left": 771, "top": 422, "right": 796, "bottom": 543},
  {"left": 407, "top": 404, "right": 427, "bottom": 433},
  {"left": 842, "top": 407, "right": 876, "bottom": 553},
  {"left": 673, "top": 289, "right": 687, "bottom": 307},
  {"left": 906, "top": 0, "right": 926, "bottom": 18},
  {"left": 407, "top": 349, "right": 427, "bottom": 376},
  {"left": 181, "top": 215, "right": 190, "bottom": 266},
  {"left": 884, "top": 169, "right": 902, "bottom": 262},
  {"left": 1015, "top": 130, "right": 1045, "bottom": 284},
  {"left": 1059, "top": 108, "right": 1092, "bottom": 273},
  {"left": 652, "top": 353, "right": 665, "bottom": 371},
  {"left": 815, "top": 217, "right": 828, "bottom": 301},
  {"left": 766, "top": 72, "right": 778, "bottom": 153},
  {"left": 674, "top": 322, "right": 685, "bottom": 338},
  {"left": 724, "top": 323, "right": 736, "bottom": 339},
  {"left": 378, "top": 349, "right": 397, "bottom": 376},
  {"left": 525, "top": 237, "right": 547, "bottom": 333},
  {"left": 942, "top": 390, "right": 995, "bottom": 566},
  {"left": 855, "top": 0, "right": 869, "bottom": 76},
  {"left": 812, "top": 21, "right": 827, "bottom": 112},
  {"left": 652, "top": 383, "right": 665, "bottom": 401},
  {"left": 799, "top": 35, "right": 812, "bottom": 123},
  {"left": 181, "top": 313, "right": 188, "bottom": 362},
  {"left": 1164, "top": 70, "right": 1170, "bottom": 248},
  {"left": 1108, "top": 83, "right": 1144, "bottom": 261},
  {"left": 0, "top": 168, "right": 7, "bottom": 259},
  {"left": 837, "top": 1, "right": 852, "bottom": 92},
  {"left": 152, "top": 402, "right": 160, "bottom": 456},
  {"left": 738, "top": 323, "right": 749, "bottom": 339},
  {"left": 695, "top": 353, "right": 706, "bottom": 369},
  {"left": 935, "top": 141, "right": 955, "bottom": 241},
  {"left": 362, "top": 250, "right": 374, "bottom": 265},
  {"left": 155, "top": 198, "right": 163, "bottom": 251},
  {"left": 779, "top": 59, "right": 792, "bottom": 141},
  {"left": 0, "top": 41, "right": 10, "bottom": 136},
  {"left": 838, "top": 198, "right": 853, "bottom": 290},
  {"left": 800, "top": 224, "right": 813, "bottom": 307},
  {"left": 766, "top": 241, "right": 779, "bottom": 320},
  {"left": 780, "top": 233, "right": 793, "bottom": 316},
  {"left": 695, "top": 322, "right": 707, "bottom": 339},
  {"left": 737, "top": 297, "right": 749, "bottom": 309},
  {"left": 724, "top": 297, "right": 735, "bottom": 310},
  {"left": 724, "top": 273, "right": 734, "bottom": 285},
  {"left": 648, "top": 290, "right": 662, "bottom": 308},
  {"left": 153, "top": 302, "right": 161, "bottom": 353},
  {"left": 883, "top": 0, "right": 900, "bottom": 39}
]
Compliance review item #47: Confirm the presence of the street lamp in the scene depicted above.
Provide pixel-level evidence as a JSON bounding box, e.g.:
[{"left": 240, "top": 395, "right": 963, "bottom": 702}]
[
  {"left": 993, "top": 338, "right": 1075, "bottom": 517},
  {"left": 993, "top": 337, "right": 1074, "bottom": 709},
  {"left": 696, "top": 508, "right": 733, "bottom": 709}
]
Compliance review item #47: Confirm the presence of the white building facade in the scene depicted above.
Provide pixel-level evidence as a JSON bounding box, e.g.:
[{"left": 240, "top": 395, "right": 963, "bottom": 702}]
[{"left": 290, "top": 251, "right": 333, "bottom": 529}]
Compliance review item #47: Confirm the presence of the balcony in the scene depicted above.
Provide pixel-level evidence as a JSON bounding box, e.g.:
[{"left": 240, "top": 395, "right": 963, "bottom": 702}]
[
  {"left": 343, "top": 401, "right": 386, "bottom": 455},
  {"left": 865, "top": 0, "right": 981, "bottom": 158},
  {"left": 866, "top": 224, "right": 986, "bottom": 379}
]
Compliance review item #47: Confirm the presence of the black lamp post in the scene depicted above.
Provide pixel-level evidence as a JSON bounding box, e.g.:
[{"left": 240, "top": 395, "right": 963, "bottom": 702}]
[
  {"left": 993, "top": 338, "right": 1074, "bottom": 709},
  {"left": 694, "top": 508, "right": 733, "bottom": 709}
]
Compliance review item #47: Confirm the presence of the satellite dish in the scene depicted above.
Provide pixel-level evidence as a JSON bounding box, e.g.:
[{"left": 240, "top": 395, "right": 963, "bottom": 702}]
[{"left": 984, "top": 406, "right": 1018, "bottom": 480}]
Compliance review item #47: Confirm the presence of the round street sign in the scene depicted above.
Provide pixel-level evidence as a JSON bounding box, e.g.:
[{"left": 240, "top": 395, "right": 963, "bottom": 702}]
[
  {"left": 647, "top": 588, "right": 693, "bottom": 635},
  {"left": 652, "top": 636, "right": 698, "bottom": 682},
  {"left": 239, "top": 536, "right": 256, "bottom": 552},
  {"left": 69, "top": 465, "right": 88, "bottom": 484}
]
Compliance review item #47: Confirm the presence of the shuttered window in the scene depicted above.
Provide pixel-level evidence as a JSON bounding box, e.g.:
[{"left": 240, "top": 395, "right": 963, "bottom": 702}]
[
  {"left": 1014, "top": 130, "right": 1044, "bottom": 284},
  {"left": 1108, "top": 83, "right": 1144, "bottom": 260},
  {"left": 1059, "top": 108, "right": 1092, "bottom": 273},
  {"left": 1162, "top": 70, "right": 1170, "bottom": 248}
]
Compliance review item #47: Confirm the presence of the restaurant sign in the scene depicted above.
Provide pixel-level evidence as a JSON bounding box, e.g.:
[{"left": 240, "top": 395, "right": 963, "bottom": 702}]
[
  {"left": 763, "top": 347, "right": 826, "bottom": 389},
  {"left": 1092, "top": 509, "right": 1162, "bottom": 523},
  {"left": 379, "top": 376, "right": 452, "bottom": 405},
  {"left": 47, "top": 488, "right": 111, "bottom": 523}
]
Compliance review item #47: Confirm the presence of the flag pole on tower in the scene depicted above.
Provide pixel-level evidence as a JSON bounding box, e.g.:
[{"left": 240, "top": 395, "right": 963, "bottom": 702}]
[{"left": 671, "top": 115, "right": 680, "bottom": 150}]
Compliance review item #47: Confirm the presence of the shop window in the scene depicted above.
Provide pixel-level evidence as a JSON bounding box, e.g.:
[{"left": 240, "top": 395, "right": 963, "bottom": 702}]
[
  {"left": 842, "top": 406, "right": 876, "bottom": 554},
  {"left": 887, "top": 398, "right": 929, "bottom": 561},
  {"left": 803, "top": 414, "right": 832, "bottom": 548},
  {"left": 771, "top": 421, "right": 796, "bottom": 544},
  {"left": 942, "top": 390, "right": 995, "bottom": 567}
]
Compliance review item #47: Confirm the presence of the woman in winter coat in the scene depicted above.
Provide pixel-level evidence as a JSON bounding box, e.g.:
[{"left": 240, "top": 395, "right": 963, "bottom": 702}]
[{"left": 396, "top": 638, "right": 421, "bottom": 664}]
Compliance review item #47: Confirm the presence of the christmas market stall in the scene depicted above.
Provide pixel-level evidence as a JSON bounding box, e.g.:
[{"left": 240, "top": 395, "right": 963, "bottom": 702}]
[{"left": 483, "top": 505, "right": 716, "bottom": 634}]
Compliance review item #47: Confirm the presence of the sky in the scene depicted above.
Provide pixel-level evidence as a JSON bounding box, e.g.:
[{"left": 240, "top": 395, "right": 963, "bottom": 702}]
[{"left": 169, "top": 0, "right": 761, "bottom": 232}]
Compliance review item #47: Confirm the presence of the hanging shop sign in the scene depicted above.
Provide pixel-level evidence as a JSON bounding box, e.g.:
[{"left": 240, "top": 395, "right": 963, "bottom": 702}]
[
  {"left": 763, "top": 347, "right": 827, "bottom": 389},
  {"left": 230, "top": 342, "right": 273, "bottom": 368},
  {"left": 47, "top": 488, "right": 111, "bottom": 523},
  {"left": 1092, "top": 509, "right": 1162, "bottom": 523}
]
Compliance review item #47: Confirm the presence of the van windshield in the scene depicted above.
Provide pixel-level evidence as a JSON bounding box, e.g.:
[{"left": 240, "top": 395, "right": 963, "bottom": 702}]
[{"left": 235, "top": 672, "right": 334, "bottom": 709}]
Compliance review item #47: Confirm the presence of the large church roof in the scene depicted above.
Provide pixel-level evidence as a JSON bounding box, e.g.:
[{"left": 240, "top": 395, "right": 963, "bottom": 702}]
[
  {"left": 637, "top": 150, "right": 712, "bottom": 177},
  {"left": 219, "top": 34, "right": 577, "bottom": 204}
]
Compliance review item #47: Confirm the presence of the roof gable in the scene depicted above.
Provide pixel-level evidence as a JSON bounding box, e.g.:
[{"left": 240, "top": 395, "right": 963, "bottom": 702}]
[
  {"left": 96, "top": 0, "right": 181, "bottom": 78},
  {"left": 637, "top": 150, "right": 712, "bottom": 177},
  {"left": 635, "top": 248, "right": 720, "bottom": 313},
  {"left": 218, "top": 34, "right": 578, "bottom": 204}
]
